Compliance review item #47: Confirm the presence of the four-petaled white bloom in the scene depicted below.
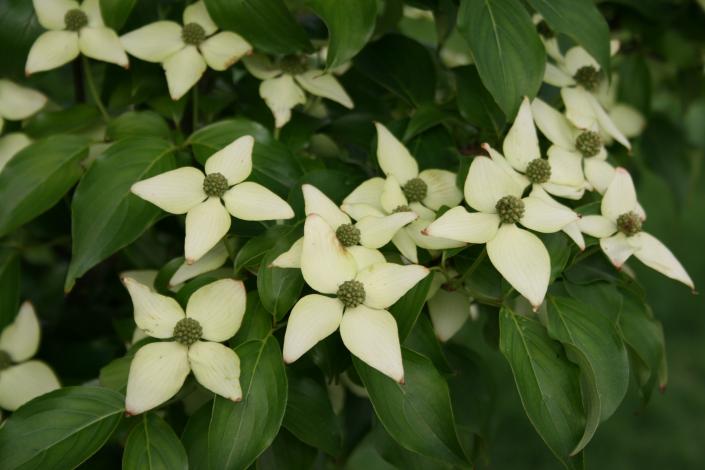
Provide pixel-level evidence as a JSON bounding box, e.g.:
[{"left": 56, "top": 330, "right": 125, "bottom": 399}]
[
  {"left": 578, "top": 168, "right": 694, "bottom": 289},
  {"left": 0, "top": 80, "right": 47, "bottom": 172},
  {"left": 283, "top": 214, "right": 429, "bottom": 382},
  {"left": 121, "top": 1, "right": 252, "bottom": 100},
  {"left": 424, "top": 156, "right": 579, "bottom": 309},
  {"left": 341, "top": 123, "right": 465, "bottom": 263},
  {"left": 27, "top": 0, "right": 128, "bottom": 75},
  {"left": 271, "top": 184, "right": 418, "bottom": 268},
  {"left": 243, "top": 53, "right": 353, "bottom": 128},
  {"left": 122, "top": 277, "right": 247, "bottom": 415},
  {"left": 0, "top": 302, "right": 60, "bottom": 411},
  {"left": 131, "top": 135, "right": 294, "bottom": 263}
]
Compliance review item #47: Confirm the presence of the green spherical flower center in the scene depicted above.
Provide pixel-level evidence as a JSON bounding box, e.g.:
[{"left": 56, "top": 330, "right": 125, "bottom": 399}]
[
  {"left": 337, "top": 280, "right": 366, "bottom": 308},
  {"left": 573, "top": 65, "right": 600, "bottom": 91},
  {"left": 336, "top": 223, "right": 361, "bottom": 247},
  {"left": 203, "top": 172, "right": 229, "bottom": 198},
  {"left": 0, "top": 350, "right": 12, "bottom": 371},
  {"left": 402, "top": 177, "right": 428, "bottom": 203},
  {"left": 575, "top": 131, "right": 602, "bottom": 157},
  {"left": 182, "top": 22, "right": 206, "bottom": 46},
  {"left": 392, "top": 205, "right": 412, "bottom": 213},
  {"left": 64, "top": 9, "right": 88, "bottom": 31},
  {"left": 536, "top": 20, "right": 554, "bottom": 39},
  {"left": 496, "top": 195, "right": 525, "bottom": 224},
  {"left": 173, "top": 318, "right": 203, "bottom": 346},
  {"left": 526, "top": 158, "right": 551, "bottom": 184},
  {"left": 279, "top": 55, "right": 308, "bottom": 75},
  {"left": 617, "top": 211, "right": 642, "bottom": 237}
]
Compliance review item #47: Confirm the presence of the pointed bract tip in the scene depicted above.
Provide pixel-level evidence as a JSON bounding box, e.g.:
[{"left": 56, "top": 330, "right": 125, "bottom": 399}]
[
  {"left": 231, "top": 395, "right": 243, "bottom": 403},
  {"left": 420, "top": 228, "right": 430, "bottom": 236},
  {"left": 125, "top": 410, "right": 137, "bottom": 417},
  {"left": 398, "top": 376, "right": 405, "bottom": 385},
  {"left": 659, "top": 384, "right": 667, "bottom": 394},
  {"left": 691, "top": 288, "right": 698, "bottom": 296},
  {"left": 185, "top": 258, "right": 196, "bottom": 265}
]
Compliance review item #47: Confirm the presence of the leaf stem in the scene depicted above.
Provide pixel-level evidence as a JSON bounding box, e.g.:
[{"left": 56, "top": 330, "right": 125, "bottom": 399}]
[{"left": 82, "top": 56, "right": 110, "bottom": 122}]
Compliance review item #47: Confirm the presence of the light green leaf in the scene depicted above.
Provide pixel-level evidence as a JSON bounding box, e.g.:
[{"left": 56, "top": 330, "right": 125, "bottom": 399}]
[
  {"left": 0, "top": 135, "right": 88, "bottom": 237},
  {"left": 0, "top": 387, "right": 124, "bottom": 469},
  {"left": 122, "top": 413, "right": 188, "bottom": 470},
  {"left": 208, "top": 336, "right": 288, "bottom": 470},
  {"left": 65, "top": 137, "right": 175, "bottom": 291},
  {"left": 457, "top": 0, "right": 545, "bottom": 117}
]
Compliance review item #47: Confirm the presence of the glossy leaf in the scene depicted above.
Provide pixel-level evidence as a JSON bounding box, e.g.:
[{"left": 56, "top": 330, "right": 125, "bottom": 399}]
[
  {"left": 65, "top": 137, "right": 176, "bottom": 291},
  {"left": 122, "top": 413, "right": 188, "bottom": 470},
  {"left": 455, "top": 65, "right": 506, "bottom": 137},
  {"left": 106, "top": 111, "right": 171, "bottom": 141},
  {"left": 0, "top": 249, "right": 20, "bottom": 329},
  {"left": 389, "top": 272, "right": 432, "bottom": 340},
  {"left": 100, "top": 0, "right": 137, "bottom": 31},
  {"left": 0, "top": 0, "right": 42, "bottom": 78},
  {"left": 307, "top": 0, "right": 378, "bottom": 70},
  {"left": 545, "top": 295, "right": 629, "bottom": 454},
  {"left": 0, "top": 135, "right": 87, "bottom": 237},
  {"left": 527, "top": 0, "right": 610, "bottom": 74},
  {"left": 257, "top": 226, "right": 305, "bottom": 320},
  {"left": 24, "top": 105, "right": 102, "bottom": 138},
  {"left": 234, "top": 224, "right": 293, "bottom": 273},
  {"left": 0, "top": 387, "right": 124, "bottom": 469},
  {"left": 204, "top": 0, "right": 312, "bottom": 54},
  {"left": 181, "top": 403, "right": 211, "bottom": 470},
  {"left": 499, "top": 307, "right": 585, "bottom": 469},
  {"left": 208, "top": 336, "right": 288, "bottom": 470},
  {"left": 354, "top": 348, "right": 468, "bottom": 466},
  {"left": 457, "top": 0, "right": 545, "bottom": 117}
]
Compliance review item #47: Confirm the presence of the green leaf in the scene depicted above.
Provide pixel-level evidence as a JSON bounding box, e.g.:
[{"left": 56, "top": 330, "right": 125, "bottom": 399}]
[
  {"left": 0, "top": 135, "right": 88, "bottom": 237},
  {"left": 100, "top": 0, "right": 137, "bottom": 30},
  {"left": 257, "top": 226, "right": 305, "bottom": 320},
  {"left": 0, "top": 0, "right": 42, "bottom": 78},
  {"left": 527, "top": 0, "right": 611, "bottom": 74},
  {"left": 0, "top": 249, "right": 20, "bottom": 329},
  {"left": 234, "top": 224, "right": 293, "bottom": 273},
  {"left": 231, "top": 293, "right": 274, "bottom": 347},
  {"left": 99, "top": 355, "right": 132, "bottom": 394},
  {"left": 181, "top": 403, "right": 211, "bottom": 470},
  {"left": 106, "top": 111, "right": 171, "bottom": 141},
  {"left": 617, "top": 55, "right": 651, "bottom": 114},
  {"left": 457, "top": 0, "right": 545, "bottom": 117},
  {"left": 354, "top": 348, "right": 468, "bottom": 466},
  {"left": 0, "top": 387, "right": 124, "bottom": 469},
  {"left": 499, "top": 307, "right": 585, "bottom": 469},
  {"left": 455, "top": 65, "right": 506, "bottom": 137},
  {"left": 545, "top": 295, "right": 629, "bottom": 454},
  {"left": 306, "top": 0, "right": 378, "bottom": 70},
  {"left": 404, "top": 313, "right": 452, "bottom": 374},
  {"left": 355, "top": 34, "right": 437, "bottom": 106},
  {"left": 122, "top": 413, "right": 188, "bottom": 470},
  {"left": 389, "top": 272, "right": 432, "bottom": 340},
  {"left": 283, "top": 369, "right": 342, "bottom": 456},
  {"left": 24, "top": 105, "right": 102, "bottom": 138},
  {"left": 208, "top": 336, "right": 288, "bottom": 470},
  {"left": 204, "top": 0, "right": 312, "bottom": 54},
  {"left": 65, "top": 137, "right": 175, "bottom": 291}
]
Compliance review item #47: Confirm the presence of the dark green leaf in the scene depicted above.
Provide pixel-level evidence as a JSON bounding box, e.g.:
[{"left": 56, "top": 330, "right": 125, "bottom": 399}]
[
  {"left": 455, "top": 65, "right": 506, "bottom": 136},
  {"left": 403, "top": 105, "right": 450, "bottom": 141},
  {"left": 283, "top": 370, "right": 342, "bottom": 456},
  {"left": 0, "top": 135, "right": 87, "bottom": 237},
  {"left": 0, "top": 387, "right": 124, "bottom": 469},
  {"left": 0, "top": 249, "right": 20, "bottom": 329},
  {"left": 389, "top": 272, "right": 432, "bottom": 340},
  {"left": 100, "top": 0, "right": 137, "bottom": 30},
  {"left": 231, "top": 293, "right": 274, "bottom": 347},
  {"left": 99, "top": 356, "right": 132, "bottom": 394},
  {"left": 24, "top": 105, "right": 102, "bottom": 138},
  {"left": 404, "top": 313, "right": 452, "bottom": 374},
  {"left": 204, "top": 0, "right": 312, "bottom": 54},
  {"left": 0, "top": 0, "right": 41, "bottom": 78},
  {"left": 122, "top": 413, "right": 188, "bottom": 470},
  {"left": 181, "top": 403, "right": 211, "bottom": 470},
  {"left": 65, "top": 137, "right": 175, "bottom": 291},
  {"left": 527, "top": 0, "right": 611, "bottom": 74},
  {"left": 355, "top": 34, "right": 437, "bottom": 106},
  {"left": 354, "top": 348, "right": 468, "bottom": 466},
  {"left": 545, "top": 295, "right": 629, "bottom": 454},
  {"left": 208, "top": 336, "right": 288, "bottom": 470},
  {"left": 106, "top": 111, "right": 171, "bottom": 141},
  {"left": 307, "top": 0, "right": 378, "bottom": 69},
  {"left": 457, "top": 0, "right": 545, "bottom": 117},
  {"left": 617, "top": 54, "right": 651, "bottom": 114},
  {"left": 499, "top": 307, "right": 585, "bottom": 469},
  {"left": 257, "top": 226, "right": 305, "bottom": 320},
  {"left": 234, "top": 225, "right": 293, "bottom": 273}
]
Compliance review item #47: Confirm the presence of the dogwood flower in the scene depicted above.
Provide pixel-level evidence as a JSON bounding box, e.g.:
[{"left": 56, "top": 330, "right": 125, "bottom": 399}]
[
  {"left": 594, "top": 74, "right": 646, "bottom": 139},
  {"left": 0, "top": 302, "right": 60, "bottom": 411},
  {"left": 578, "top": 168, "right": 693, "bottom": 289},
  {"left": 122, "top": 277, "right": 246, "bottom": 415},
  {"left": 341, "top": 123, "right": 465, "bottom": 262},
  {"left": 282, "top": 214, "right": 429, "bottom": 382},
  {"left": 270, "top": 184, "right": 417, "bottom": 268},
  {"left": 121, "top": 1, "right": 252, "bottom": 100},
  {"left": 26, "top": 0, "right": 128, "bottom": 75},
  {"left": 131, "top": 135, "right": 294, "bottom": 263},
  {"left": 423, "top": 156, "right": 579, "bottom": 309},
  {"left": 243, "top": 53, "right": 353, "bottom": 128},
  {"left": 489, "top": 97, "right": 587, "bottom": 200}
]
